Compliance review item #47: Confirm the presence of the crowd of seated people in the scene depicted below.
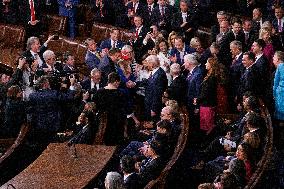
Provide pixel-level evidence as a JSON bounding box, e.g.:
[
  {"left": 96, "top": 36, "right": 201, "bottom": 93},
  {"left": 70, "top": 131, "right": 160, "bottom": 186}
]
[{"left": 1, "top": 0, "right": 284, "bottom": 189}]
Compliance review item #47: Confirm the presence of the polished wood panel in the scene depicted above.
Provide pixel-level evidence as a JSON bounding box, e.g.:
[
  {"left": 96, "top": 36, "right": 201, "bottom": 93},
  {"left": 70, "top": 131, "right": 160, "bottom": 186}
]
[{"left": 1, "top": 143, "right": 117, "bottom": 189}]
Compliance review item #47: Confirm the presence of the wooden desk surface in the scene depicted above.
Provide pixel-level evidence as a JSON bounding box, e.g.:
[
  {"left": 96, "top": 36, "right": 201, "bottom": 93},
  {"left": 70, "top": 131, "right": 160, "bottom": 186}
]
[{"left": 1, "top": 143, "right": 117, "bottom": 189}]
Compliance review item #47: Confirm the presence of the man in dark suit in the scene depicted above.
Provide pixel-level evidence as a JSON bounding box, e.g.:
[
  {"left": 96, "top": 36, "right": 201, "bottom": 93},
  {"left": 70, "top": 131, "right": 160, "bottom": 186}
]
[
  {"left": 210, "top": 11, "right": 228, "bottom": 43},
  {"left": 168, "top": 63, "right": 187, "bottom": 106},
  {"left": 215, "top": 20, "right": 230, "bottom": 45},
  {"left": 169, "top": 36, "right": 195, "bottom": 65},
  {"left": 84, "top": 38, "right": 101, "bottom": 71},
  {"left": 120, "top": 155, "right": 141, "bottom": 189},
  {"left": 251, "top": 39, "right": 272, "bottom": 104},
  {"left": 142, "top": 25, "right": 162, "bottom": 52},
  {"left": 81, "top": 68, "right": 104, "bottom": 99},
  {"left": 171, "top": 0, "right": 198, "bottom": 42},
  {"left": 128, "top": 55, "right": 167, "bottom": 121},
  {"left": 146, "top": 0, "right": 157, "bottom": 21},
  {"left": 28, "top": 76, "right": 75, "bottom": 143},
  {"left": 229, "top": 40, "right": 244, "bottom": 111},
  {"left": 252, "top": 8, "right": 268, "bottom": 37},
  {"left": 57, "top": 0, "right": 79, "bottom": 39},
  {"left": 98, "top": 48, "right": 122, "bottom": 84},
  {"left": 100, "top": 28, "right": 125, "bottom": 50},
  {"left": 183, "top": 54, "right": 203, "bottom": 118},
  {"left": 151, "top": 0, "right": 175, "bottom": 33},
  {"left": 19, "top": 0, "right": 43, "bottom": 39},
  {"left": 62, "top": 52, "right": 76, "bottom": 73},
  {"left": 129, "top": 15, "right": 149, "bottom": 62},
  {"left": 126, "top": 0, "right": 149, "bottom": 26},
  {"left": 243, "top": 19, "right": 257, "bottom": 52},
  {"left": 272, "top": 5, "right": 284, "bottom": 48},
  {"left": 238, "top": 52, "right": 261, "bottom": 101},
  {"left": 0, "top": 0, "right": 18, "bottom": 24},
  {"left": 91, "top": 0, "right": 115, "bottom": 25},
  {"left": 219, "top": 19, "right": 245, "bottom": 67}
]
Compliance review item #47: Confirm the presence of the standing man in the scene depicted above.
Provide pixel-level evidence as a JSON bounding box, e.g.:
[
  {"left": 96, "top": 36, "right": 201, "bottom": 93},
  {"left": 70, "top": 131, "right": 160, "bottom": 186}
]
[
  {"left": 100, "top": 29, "right": 125, "bottom": 50},
  {"left": 19, "top": 0, "right": 43, "bottom": 39},
  {"left": 58, "top": 0, "right": 79, "bottom": 39},
  {"left": 84, "top": 38, "right": 101, "bottom": 71}
]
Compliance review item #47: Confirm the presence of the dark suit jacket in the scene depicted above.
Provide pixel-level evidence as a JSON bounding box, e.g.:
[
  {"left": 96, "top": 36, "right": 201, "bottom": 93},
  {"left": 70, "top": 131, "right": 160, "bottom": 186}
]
[
  {"left": 21, "top": 45, "right": 48, "bottom": 68},
  {"left": 91, "top": 0, "right": 115, "bottom": 25},
  {"left": 171, "top": 10, "right": 198, "bottom": 38},
  {"left": 85, "top": 50, "right": 101, "bottom": 71},
  {"left": 169, "top": 45, "right": 195, "bottom": 65},
  {"left": 243, "top": 30, "right": 257, "bottom": 52},
  {"left": 100, "top": 38, "right": 124, "bottom": 50},
  {"left": 210, "top": 24, "right": 220, "bottom": 43},
  {"left": 199, "top": 75, "right": 217, "bottom": 107},
  {"left": 80, "top": 78, "right": 105, "bottom": 97},
  {"left": 229, "top": 53, "right": 244, "bottom": 97},
  {"left": 219, "top": 30, "right": 245, "bottom": 67},
  {"left": 19, "top": 0, "right": 43, "bottom": 24},
  {"left": 124, "top": 172, "right": 141, "bottom": 189},
  {"left": 255, "top": 55, "right": 271, "bottom": 97},
  {"left": 130, "top": 25, "right": 149, "bottom": 61},
  {"left": 144, "top": 67, "right": 168, "bottom": 118},
  {"left": 238, "top": 64, "right": 262, "bottom": 99},
  {"left": 28, "top": 89, "right": 74, "bottom": 133},
  {"left": 186, "top": 66, "right": 203, "bottom": 106},
  {"left": 151, "top": 4, "right": 175, "bottom": 31},
  {"left": 126, "top": 1, "right": 149, "bottom": 23},
  {"left": 168, "top": 75, "right": 187, "bottom": 106}
]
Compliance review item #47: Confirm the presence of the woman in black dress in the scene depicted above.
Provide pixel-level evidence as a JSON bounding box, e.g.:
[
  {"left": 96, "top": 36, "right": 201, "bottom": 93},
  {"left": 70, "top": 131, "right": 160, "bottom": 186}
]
[
  {"left": 199, "top": 57, "right": 218, "bottom": 134},
  {"left": 94, "top": 72, "right": 127, "bottom": 145}
]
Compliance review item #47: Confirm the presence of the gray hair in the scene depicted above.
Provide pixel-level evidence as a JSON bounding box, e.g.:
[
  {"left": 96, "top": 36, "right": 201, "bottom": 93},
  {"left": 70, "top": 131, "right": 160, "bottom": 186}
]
[
  {"left": 121, "top": 45, "right": 133, "bottom": 52},
  {"left": 170, "top": 63, "right": 181, "bottom": 75},
  {"left": 105, "top": 172, "right": 125, "bottom": 189},
  {"left": 43, "top": 50, "right": 55, "bottom": 61},
  {"left": 90, "top": 68, "right": 101, "bottom": 76},
  {"left": 184, "top": 54, "right": 199, "bottom": 65},
  {"left": 146, "top": 55, "right": 160, "bottom": 67},
  {"left": 275, "top": 51, "right": 284, "bottom": 62},
  {"left": 230, "top": 40, "right": 242, "bottom": 51},
  {"left": 26, "top": 36, "right": 39, "bottom": 50}
]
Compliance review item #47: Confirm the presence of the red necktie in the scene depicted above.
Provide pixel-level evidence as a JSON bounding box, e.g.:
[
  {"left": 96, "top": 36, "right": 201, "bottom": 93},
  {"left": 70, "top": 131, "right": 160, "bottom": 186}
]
[
  {"left": 30, "top": 0, "right": 36, "bottom": 22},
  {"left": 133, "top": 3, "right": 136, "bottom": 13},
  {"left": 135, "top": 28, "right": 139, "bottom": 38}
]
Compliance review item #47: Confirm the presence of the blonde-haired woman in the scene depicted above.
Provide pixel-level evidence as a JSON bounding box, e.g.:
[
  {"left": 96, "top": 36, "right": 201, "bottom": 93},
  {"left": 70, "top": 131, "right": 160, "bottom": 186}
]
[
  {"left": 259, "top": 27, "right": 275, "bottom": 68},
  {"left": 167, "top": 31, "right": 177, "bottom": 50}
]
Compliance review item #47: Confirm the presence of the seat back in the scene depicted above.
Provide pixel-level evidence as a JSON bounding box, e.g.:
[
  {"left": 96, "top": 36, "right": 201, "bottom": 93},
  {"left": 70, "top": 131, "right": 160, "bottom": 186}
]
[
  {"left": 3, "top": 25, "right": 25, "bottom": 48},
  {"left": 91, "top": 24, "right": 108, "bottom": 43},
  {"left": 45, "top": 15, "right": 67, "bottom": 35}
]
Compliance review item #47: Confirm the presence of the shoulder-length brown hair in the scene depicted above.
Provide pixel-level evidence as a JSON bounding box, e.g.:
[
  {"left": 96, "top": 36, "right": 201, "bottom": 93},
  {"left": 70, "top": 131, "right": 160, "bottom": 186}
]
[{"left": 7, "top": 85, "right": 22, "bottom": 100}]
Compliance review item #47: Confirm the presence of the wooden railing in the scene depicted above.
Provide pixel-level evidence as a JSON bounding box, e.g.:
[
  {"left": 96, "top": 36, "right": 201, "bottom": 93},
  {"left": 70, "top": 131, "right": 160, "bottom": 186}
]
[{"left": 144, "top": 108, "right": 190, "bottom": 189}]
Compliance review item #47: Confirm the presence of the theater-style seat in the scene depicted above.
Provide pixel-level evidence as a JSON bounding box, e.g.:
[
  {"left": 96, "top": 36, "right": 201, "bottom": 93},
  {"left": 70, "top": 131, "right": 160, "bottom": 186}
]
[
  {"left": 76, "top": 44, "right": 87, "bottom": 65},
  {"left": 45, "top": 15, "right": 67, "bottom": 35},
  {"left": 91, "top": 24, "right": 108, "bottom": 43},
  {"left": 47, "top": 39, "right": 64, "bottom": 58},
  {"left": 2, "top": 25, "right": 25, "bottom": 48}
]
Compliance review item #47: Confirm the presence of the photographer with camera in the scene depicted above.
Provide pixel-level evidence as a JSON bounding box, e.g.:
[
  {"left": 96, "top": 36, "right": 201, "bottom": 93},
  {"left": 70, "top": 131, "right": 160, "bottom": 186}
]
[{"left": 28, "top": 75, "right": 76, "bottom": 144}]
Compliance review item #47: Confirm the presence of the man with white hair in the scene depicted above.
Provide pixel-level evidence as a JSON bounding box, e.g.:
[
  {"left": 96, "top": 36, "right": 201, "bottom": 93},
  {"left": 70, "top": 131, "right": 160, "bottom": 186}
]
[
  {"left": 128, "top": 55, "right": 167, "bottom": 121},
  {"left": 81, "top": 68, "right": 104, "bottom": 99},
  {"left": 42, "top": 50, "right": 56, "bottom": 72},
  {"left": 144, "top": 55, "right": 168, "bottom": 121},
  {"left": 183, "top": 54, "right": 203, "bottom": 118},
  {"left": 168, "top": 63, "right": 187, "bottom": 106}
]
